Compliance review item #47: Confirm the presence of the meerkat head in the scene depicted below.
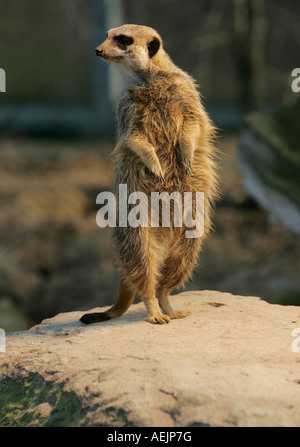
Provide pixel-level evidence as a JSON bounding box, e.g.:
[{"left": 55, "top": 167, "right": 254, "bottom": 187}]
[{"left": 95, "top": 24, "right": 164, "bottom": 74}]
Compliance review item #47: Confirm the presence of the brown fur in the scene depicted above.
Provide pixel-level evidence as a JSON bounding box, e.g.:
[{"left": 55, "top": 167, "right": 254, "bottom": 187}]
[{"left": 80, "top": 24, "right": 219, "bottom": 325}]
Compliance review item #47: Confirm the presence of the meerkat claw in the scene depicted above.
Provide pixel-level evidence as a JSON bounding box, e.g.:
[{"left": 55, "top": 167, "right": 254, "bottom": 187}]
[{"left": 148, "top": 313, "right": 171, "bottom": 324}]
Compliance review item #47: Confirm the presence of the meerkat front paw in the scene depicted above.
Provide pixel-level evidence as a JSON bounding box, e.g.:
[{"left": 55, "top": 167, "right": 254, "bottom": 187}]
[{"left": 147, "top": 312, "right": 170, "bottom": 324}]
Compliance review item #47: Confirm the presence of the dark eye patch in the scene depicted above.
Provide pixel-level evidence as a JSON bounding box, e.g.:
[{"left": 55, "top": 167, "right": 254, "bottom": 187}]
[{"left": 114, "top": 35, "right": 134, "bottom": 46}]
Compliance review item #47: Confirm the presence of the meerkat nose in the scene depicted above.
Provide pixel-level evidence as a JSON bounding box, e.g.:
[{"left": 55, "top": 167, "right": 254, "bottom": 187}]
[{"left": 95, "top": 49, "right": 103, "bottom": 57}]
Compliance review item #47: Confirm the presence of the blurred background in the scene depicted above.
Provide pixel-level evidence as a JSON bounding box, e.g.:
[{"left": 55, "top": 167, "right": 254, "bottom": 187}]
[{"left": 0, "top": 0, "right": 299, "bottom": 331}]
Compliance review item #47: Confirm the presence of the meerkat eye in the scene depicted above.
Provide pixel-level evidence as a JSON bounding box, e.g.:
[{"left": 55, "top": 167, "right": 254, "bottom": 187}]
[{"left": 114, "top": 35, "right": 134, "bottom": 46}]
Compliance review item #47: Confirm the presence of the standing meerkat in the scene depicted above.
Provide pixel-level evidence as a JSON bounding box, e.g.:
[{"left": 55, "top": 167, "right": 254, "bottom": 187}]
[{"left": 80, "top": 24, "right": 219, "bottom": 325}]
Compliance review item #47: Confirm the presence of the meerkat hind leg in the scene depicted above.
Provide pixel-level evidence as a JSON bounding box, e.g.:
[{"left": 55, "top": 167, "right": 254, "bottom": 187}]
[
  {"left": 157, "top": 287, "right": 191, "bottom": 319},
  {"left": 142, "top": 293, "right": 170, "bottom": 324}
]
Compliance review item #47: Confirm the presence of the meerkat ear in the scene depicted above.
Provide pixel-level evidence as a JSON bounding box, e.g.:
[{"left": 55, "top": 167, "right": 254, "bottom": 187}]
[{"left": 147, "top": 37, "right": 161, "bottom": 58}]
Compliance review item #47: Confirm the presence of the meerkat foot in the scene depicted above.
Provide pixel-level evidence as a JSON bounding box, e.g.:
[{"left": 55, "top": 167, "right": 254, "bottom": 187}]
[
  {"left": 147, "top": 312, "right": 170, "bottom": 324},
  {"left": 169, "top": 310, "right": 191, "bottom": 319},
  {"left": 80, "top": 312, "right": 110, "bottom": 324}
]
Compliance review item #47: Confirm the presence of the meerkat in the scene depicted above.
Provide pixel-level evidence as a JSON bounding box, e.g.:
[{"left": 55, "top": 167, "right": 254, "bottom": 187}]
[{"left": 80, "top": 24, "right": 219, "bottom": 325}]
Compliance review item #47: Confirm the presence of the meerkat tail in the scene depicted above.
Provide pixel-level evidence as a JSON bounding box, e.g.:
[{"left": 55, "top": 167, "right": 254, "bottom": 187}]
[
  {"left": 80, "top": 278, "right": 135, "bottom": 324},
  {"left": 80, "top": 312, "right": 110, "bottom": 324}
]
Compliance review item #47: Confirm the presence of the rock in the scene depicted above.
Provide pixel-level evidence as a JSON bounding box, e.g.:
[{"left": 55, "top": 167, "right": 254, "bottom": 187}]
[{"left": 1, "top": 290, "right": 300, "bottom": 427}]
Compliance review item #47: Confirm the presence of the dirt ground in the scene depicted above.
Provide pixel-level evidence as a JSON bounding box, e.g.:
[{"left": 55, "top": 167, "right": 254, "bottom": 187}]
[{"left": 0, "top": 132, "right": 299, "bottom": 331}]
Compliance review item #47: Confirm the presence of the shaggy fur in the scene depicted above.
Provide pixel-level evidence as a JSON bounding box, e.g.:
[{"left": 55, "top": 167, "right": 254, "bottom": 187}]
[{"left": 80, "top": 25, "right": 219, "bottom": 325}]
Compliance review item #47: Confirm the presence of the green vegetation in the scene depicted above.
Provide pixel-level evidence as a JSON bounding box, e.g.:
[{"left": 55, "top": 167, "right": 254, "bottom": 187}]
[
  {"left": 0, "top": 367, "right": 134, "bottom": 427},
  {"left": 0, "top": 369, "right": 89, "bottom": 427}
]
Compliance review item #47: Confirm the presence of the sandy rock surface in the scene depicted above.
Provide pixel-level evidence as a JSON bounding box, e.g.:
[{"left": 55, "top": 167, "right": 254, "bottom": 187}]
[{"left": 1, "top": 290, "right": 300, "bottom": 427}]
